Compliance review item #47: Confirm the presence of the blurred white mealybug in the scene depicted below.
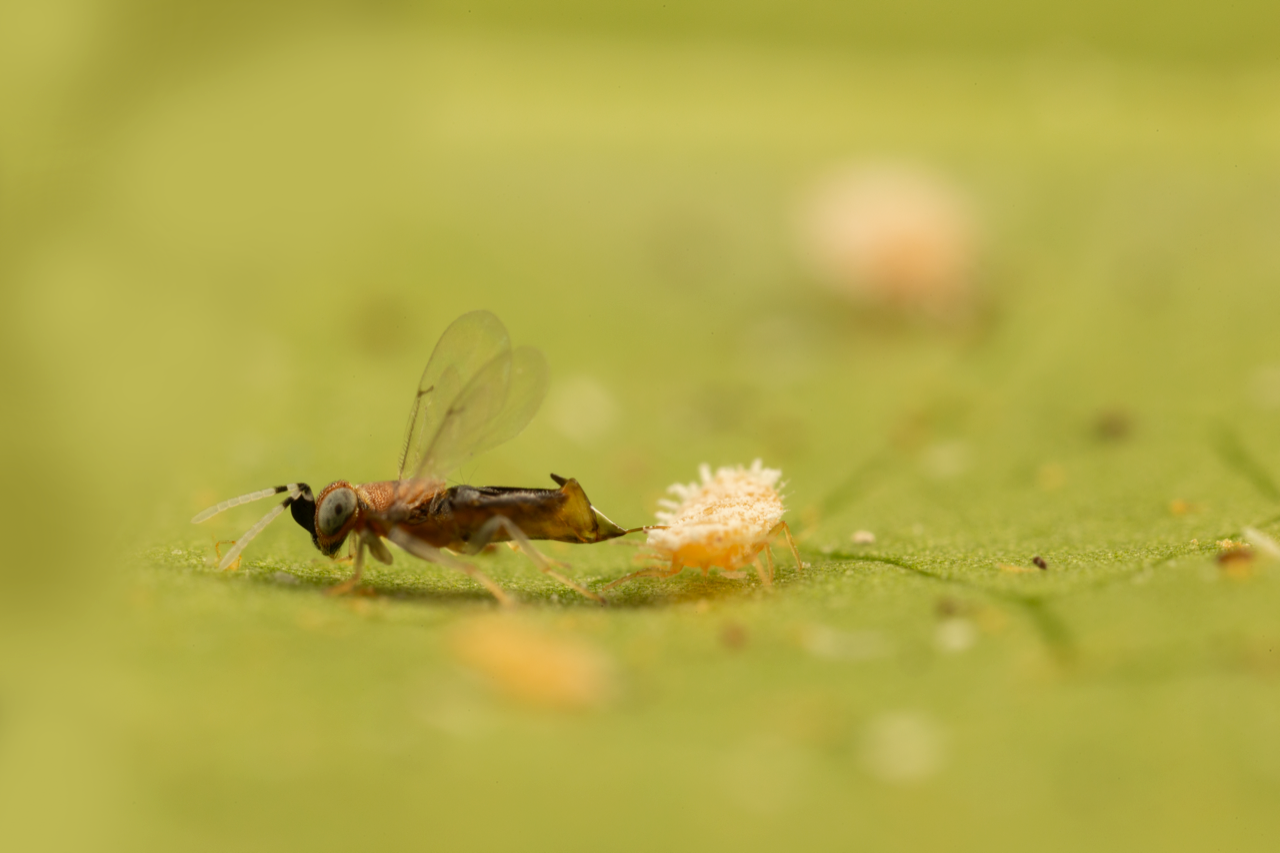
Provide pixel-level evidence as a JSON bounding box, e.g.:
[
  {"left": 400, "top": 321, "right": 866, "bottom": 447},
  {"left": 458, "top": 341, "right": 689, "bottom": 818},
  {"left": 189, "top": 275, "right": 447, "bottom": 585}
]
[
  {"left": 798, "top": 164, "right": 978, "bottom": 318},
  {"left": 605, "top": 460, "right": 802, "bottom": 589}
]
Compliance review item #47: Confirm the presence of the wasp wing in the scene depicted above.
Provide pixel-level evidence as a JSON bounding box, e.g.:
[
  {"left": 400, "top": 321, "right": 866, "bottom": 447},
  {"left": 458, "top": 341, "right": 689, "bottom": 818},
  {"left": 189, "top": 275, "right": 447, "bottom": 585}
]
[
  {"left": 413, "top": 345, "right": 549, "bottom": 480},
  {"left": 398, "top": 311, "right": 512, "bottom": 481},
  {"left": 399, "top": 311, "right": 550, "bottom": 482}
]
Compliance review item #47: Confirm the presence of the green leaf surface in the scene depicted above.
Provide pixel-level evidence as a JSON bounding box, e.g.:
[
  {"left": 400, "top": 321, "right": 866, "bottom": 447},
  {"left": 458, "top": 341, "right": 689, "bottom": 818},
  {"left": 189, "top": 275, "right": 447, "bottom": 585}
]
[{"left": 4, "top": 15, "right": 1280, "bottom": 853}]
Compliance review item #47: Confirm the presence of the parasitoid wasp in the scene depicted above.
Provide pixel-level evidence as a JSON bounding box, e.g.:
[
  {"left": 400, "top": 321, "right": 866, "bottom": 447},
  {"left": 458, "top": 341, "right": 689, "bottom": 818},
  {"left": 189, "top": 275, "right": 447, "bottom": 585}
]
[{"left": 193, "top": 310, "right": 645, "bottom": 604}]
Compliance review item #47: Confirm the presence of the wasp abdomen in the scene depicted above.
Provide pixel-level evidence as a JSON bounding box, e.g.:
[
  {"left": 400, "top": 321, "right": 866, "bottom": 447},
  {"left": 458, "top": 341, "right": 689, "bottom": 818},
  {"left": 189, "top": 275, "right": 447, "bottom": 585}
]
[{"left": 429, "top": 477, "right": 623, "bottom": 549}]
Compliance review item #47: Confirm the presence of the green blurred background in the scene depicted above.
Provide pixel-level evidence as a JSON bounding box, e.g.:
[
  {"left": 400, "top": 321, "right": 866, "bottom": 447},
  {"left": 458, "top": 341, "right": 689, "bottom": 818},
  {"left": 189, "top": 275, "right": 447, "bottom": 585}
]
[{"left": 3, "top": 2, "right": 1280, "bottom": 851}]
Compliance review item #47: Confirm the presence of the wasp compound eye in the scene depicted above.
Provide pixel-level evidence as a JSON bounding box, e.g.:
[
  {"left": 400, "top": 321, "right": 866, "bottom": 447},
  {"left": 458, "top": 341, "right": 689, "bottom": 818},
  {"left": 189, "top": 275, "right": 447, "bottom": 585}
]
[{"left": 317, "top": 487, "right": 358, "bottom": 536}]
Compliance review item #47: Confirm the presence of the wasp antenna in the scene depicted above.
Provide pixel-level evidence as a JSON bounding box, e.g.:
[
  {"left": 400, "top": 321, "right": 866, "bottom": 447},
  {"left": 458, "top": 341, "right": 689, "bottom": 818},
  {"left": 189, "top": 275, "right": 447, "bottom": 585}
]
[
  {"left": 215, "top": 487, "right": 304, "bottom": 570},
  {"left": 191, "top": 484, "right": 305, "bottom": 524}
]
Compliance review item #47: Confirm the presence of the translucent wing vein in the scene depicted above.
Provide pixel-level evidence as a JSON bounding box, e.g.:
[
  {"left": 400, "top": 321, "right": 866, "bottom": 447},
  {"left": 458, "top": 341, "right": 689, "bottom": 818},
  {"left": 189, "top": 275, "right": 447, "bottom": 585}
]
[{"left": 398, "top": 311, "right": 549, "bottom": 482}]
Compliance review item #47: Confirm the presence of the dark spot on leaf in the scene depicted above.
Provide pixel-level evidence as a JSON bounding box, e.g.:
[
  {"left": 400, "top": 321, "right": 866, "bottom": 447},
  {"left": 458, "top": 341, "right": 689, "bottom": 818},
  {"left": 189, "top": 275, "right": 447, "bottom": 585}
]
[
  {"left": 1094, "top": 408, "right": 1133, "bottom": 442},
  {"left": 721, "top": 622, "right": 748, "bottom": 650}
]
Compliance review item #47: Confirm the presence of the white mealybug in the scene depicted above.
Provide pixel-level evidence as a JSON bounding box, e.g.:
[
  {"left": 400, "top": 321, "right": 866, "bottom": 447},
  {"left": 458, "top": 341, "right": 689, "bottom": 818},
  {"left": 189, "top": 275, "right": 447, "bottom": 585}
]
[{"left": 605, "top": 460, "right": 802, "bottom": 589}]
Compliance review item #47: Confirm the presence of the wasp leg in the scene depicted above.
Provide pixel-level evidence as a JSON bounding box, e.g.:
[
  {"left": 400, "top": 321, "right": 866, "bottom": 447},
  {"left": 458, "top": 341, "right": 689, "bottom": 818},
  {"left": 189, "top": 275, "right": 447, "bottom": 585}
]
[
  {"left": 387, "top": 527, "right": 513, "bottom": 606},
  {"left": 366, "top": 533, "right": 394, "bottom": 565},
  {"left": 213, "top": 539, "right": 243, "bottom": 572},
  {"left": 469, "top": 516, "right": 605, "bottom": 604},
  {"left": 603, "top": 558, "right": 685, "bottom": 590},
  {"left": 326, "top": 536, "right": 366, "bottom": 596},
  {"left": 771, "top": 521, "right": 803, "bottom": 573}
]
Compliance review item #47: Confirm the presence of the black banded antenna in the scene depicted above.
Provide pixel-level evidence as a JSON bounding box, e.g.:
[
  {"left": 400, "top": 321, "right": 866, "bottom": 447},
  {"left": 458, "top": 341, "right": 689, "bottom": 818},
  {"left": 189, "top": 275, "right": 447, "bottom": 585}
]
[{"left": 192, "top": 483, "right": 314, "bottom": 570}]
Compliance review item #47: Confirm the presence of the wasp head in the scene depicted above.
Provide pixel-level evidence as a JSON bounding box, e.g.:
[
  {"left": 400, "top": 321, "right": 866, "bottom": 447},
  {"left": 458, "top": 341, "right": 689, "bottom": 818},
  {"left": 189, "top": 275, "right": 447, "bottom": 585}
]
[{"left": 297, "top": 480, "right": 361, "bottom": 556}]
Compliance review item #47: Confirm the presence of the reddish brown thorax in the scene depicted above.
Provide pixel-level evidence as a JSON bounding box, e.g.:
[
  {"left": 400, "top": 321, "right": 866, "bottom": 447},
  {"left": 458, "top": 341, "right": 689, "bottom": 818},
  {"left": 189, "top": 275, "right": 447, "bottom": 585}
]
[{"left": 313, "top": 478, "right": 449, "bottom": 555}]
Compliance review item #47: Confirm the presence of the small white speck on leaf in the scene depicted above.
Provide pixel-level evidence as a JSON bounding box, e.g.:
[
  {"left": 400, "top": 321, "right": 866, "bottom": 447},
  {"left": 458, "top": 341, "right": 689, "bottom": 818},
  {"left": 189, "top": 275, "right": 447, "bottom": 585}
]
[
  {"left": 803, "top": 625, "right": 891, "bottom": 661},
  {"left": 861, "top": 712, "right": 945, "bottom": 784},
  {"left": 935, "top": 618, "right": 976, "bottom": 653},
  {"left": 922, "top": 440, "right": 970, "bottom": 479},
  {"left": 851, "top": 530, "right": 876, "bottom": 544}
]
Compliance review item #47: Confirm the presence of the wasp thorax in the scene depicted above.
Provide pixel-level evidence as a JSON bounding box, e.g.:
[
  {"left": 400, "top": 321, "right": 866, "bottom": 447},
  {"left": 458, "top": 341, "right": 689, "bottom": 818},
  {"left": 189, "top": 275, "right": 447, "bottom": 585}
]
[{"left": 317, "top": 486, "right": 358, "bottom": 536}]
